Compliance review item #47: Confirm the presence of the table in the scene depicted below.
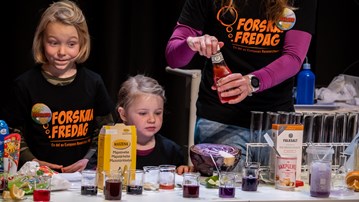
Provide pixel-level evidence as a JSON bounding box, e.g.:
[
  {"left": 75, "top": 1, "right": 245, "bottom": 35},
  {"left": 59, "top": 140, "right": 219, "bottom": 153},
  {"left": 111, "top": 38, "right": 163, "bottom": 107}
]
[
  {"left": 294, "top": 102, "right": 359, "bottom": 114},
  {"left": 43, "top": 183, "right": 359, "bottom": 201}
]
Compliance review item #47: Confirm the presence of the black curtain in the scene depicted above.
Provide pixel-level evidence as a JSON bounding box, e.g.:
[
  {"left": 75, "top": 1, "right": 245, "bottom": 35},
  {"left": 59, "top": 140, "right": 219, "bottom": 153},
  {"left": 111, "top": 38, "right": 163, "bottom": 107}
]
[
  {"left": 3, "top": 0, "right": 189, "bottom": 121},
  {"left": 7, "top": 0, "right": 186, "bottom": 102}
]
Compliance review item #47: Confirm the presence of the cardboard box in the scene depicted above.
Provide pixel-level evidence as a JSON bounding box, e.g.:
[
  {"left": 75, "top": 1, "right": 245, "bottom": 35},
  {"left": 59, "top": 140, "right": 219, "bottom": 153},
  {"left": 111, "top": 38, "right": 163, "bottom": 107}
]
[
  {"left": 97, "top": 123, "right": 136, "bottom": 189},
  {"left": 272, "top": 124, "right": 303, "bottom": 180}
]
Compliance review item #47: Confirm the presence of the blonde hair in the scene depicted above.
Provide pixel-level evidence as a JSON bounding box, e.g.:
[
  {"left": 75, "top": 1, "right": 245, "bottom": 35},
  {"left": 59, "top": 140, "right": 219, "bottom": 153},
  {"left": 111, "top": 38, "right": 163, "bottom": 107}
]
[
  {"left": 218, "top": 0, "right": 294, "bottom": 23},
  {"left": 117, "top": 75, "right": 166, "bottom": 110},
  {"left": 32, "top": 0, "right": 90, "bottom": 64}
]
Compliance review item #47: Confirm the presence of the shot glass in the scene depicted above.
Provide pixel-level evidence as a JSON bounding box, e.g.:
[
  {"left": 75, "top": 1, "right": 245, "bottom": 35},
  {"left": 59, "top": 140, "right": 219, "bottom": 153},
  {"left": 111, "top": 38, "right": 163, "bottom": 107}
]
[
  {"left": 126, "top": 169, "right": 144, "bottom": 195},
  {"left": 33, "top": 175, "right": 51, "bottom": 202},
  {"left": 143, "top": 166, "right": 160, "bottom": 191},
  {"left": 182, "top": 172, "right": 200, "bottom": 198},
  {"left": 159, "top": 165, "right": 176, "bottom": 190},
  {"left": 81, "top": 170, "right": 98, "bottom": 195},
  {"left": 218, "top": 172, "right": 236, "bottom": 198}
]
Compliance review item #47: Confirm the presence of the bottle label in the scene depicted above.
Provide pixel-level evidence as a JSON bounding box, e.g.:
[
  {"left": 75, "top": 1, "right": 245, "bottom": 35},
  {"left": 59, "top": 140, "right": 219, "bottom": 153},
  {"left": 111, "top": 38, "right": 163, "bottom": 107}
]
[{"left": 211, "top": 52, "right": 224, "bottom": 63}]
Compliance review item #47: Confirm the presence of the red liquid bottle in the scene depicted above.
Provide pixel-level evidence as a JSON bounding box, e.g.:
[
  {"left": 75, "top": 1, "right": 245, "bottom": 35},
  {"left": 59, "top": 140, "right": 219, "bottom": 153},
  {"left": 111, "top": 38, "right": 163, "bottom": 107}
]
[{"left": 211, "top": 50, "right": 236, "bottom": 103}]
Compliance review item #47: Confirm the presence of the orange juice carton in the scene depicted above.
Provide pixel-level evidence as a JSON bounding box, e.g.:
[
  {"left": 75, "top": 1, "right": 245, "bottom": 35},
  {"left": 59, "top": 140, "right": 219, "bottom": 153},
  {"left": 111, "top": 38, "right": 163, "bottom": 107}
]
[
  {"left": 272, "top": 124, "right": 303, "bottom": 180},
  {"left": 3, "top": 133, "right": 21, "bottom": 175},
  {"left": 97, "top": 123, "right": 137, "bottom": 189}
]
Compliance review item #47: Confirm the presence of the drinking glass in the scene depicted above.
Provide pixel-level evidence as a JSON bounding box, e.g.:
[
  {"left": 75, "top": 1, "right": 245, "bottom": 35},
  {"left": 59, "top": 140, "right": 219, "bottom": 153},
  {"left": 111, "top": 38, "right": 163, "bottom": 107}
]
[
  {"left": 126, "top": 169, "right": 144, "bottom": 195},
  {"left": 310, "top": 159, "right": 332, "bottom": 197},
  {"left": 103, "top": 170, "right": 122, "bottom": 200},
  {"left": 143, "top": 166, "right": 160, "bottom": 191},
  {"left": 242, "top": 162, "right": 260, "bottom": 191},
  {"left": 182, "top": 172, "right": 200, "bottom": 198},
  {"left": 159, "top": 165, "right": 176, "bottom": 190},
  {"left": 33, "top": 175, "right": 51, "bottom": 202},
  {"left": 81, "top": 170, "right": 98, "bottom": 195},
  {"left": 218, "top": 172, "right": 236, "bottom": 198}
]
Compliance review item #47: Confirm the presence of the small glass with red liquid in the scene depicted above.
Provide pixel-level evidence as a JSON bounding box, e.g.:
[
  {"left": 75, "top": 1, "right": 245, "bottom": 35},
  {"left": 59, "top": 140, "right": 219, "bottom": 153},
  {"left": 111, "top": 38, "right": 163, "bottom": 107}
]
[
  {"left": 103, "top": 170, "right": 122, "bottom": 200},
  {"left": 182, "top": 172, "right": 200, "bottom": 198},
  {"left": 159, "top": 165, "right": 176, "bottom": 190},
  {"left": 33, "top": 175, "right": 51, "bottom": 202}
]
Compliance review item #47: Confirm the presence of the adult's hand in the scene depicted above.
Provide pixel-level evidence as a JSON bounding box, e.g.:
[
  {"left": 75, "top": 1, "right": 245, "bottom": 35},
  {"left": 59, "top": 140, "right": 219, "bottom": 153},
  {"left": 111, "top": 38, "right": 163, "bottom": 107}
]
[
  {"left": 212, "top": 73, "right": 252, "bottom": 104},
  {"left": 187, "top": 34, "right": 224, "bottom": 58}
]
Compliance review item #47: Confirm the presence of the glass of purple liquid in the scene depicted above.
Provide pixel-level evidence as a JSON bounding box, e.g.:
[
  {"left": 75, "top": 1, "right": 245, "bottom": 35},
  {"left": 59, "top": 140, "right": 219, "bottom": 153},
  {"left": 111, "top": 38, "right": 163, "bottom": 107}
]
[
  {"left": 242, "top": 162, "right": 260, "bottom": 191},
  {"left": 219, "top": 172, "right": 236, "bottom": 198},
  {"left": 182, "top": 172, "right": 200, "bottom": 198},
  {"left": 310, "top": 160, "right": 331, "bottom": 197},
  {"left": 81, "top": 170, "right": 98, "bottom": 195},
  {"left": 126, "top": 169, "right": 144, "bottom": 195}
]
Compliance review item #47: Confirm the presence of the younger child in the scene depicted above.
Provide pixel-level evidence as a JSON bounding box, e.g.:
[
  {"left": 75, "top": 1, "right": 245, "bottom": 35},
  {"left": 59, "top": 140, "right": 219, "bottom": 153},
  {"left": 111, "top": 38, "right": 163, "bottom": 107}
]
[{"left": 116, "top": 74, "right": 192, "bottom": 174}]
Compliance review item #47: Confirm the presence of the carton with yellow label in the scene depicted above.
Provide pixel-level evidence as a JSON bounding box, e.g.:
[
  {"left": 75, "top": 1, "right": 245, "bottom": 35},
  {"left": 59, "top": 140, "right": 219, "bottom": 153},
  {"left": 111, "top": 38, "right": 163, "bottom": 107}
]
[{"left": 97, "top": 123, "right": 137, "bottom": 189}]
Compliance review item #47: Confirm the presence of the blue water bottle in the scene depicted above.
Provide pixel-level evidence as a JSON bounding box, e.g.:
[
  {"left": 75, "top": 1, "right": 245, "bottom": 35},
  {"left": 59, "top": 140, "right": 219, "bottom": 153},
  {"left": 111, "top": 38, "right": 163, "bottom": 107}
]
[
  {"left": 296, "top": 57, "right": 315, "bottom": 104},
  {"left": 0, "top": 120, "right": 9, "bottom": 172}
]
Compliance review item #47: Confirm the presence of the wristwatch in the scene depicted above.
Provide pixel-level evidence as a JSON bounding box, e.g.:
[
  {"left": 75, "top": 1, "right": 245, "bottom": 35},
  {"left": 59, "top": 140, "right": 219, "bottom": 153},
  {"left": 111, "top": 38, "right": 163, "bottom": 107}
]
[{"left": 248, "top": 74, "right": 260, "bottom": 94}]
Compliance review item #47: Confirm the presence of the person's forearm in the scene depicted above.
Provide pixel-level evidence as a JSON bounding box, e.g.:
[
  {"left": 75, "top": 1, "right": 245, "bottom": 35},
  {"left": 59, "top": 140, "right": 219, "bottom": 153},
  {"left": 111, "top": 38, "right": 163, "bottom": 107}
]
[
  {"left": 20, "top": 147, "right": 36, "bottom": 164},
  {"left": 15, "top": 127, "right": 36, "bottom": 164},
  {"left": 253, "top": 30, "right": 312, "bottom": 92},
  {"left": 165, "top": 23, "right": 202, "bottom": 68}
]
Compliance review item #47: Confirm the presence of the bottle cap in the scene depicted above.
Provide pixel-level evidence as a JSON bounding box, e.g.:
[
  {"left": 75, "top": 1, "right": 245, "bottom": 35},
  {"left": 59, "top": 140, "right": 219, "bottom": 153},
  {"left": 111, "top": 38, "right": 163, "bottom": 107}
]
[{"left": 303, "top": 56, "right": 310, "bottom": 69}]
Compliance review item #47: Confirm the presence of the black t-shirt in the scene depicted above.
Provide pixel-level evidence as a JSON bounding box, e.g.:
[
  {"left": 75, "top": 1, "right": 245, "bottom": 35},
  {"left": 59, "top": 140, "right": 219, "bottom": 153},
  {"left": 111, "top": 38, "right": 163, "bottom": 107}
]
[
  {"left": 136, "top": 134, "right": 185, "bottom": 169},
  {"left": 178, "top": 0, "right": 317, "bottom": 128},
  {"left": 5, "top": 65, "right": 114, "bottom": 167}
]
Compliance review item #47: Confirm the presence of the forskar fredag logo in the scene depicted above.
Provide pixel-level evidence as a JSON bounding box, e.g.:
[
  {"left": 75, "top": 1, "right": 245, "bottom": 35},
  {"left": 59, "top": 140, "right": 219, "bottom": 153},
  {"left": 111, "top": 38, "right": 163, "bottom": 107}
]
[
  {"left": 31, "top": 103, "right": 52, "bottom": 125},
  {"left": 276, "top": 7, "right": 296, "bottom": 31}
]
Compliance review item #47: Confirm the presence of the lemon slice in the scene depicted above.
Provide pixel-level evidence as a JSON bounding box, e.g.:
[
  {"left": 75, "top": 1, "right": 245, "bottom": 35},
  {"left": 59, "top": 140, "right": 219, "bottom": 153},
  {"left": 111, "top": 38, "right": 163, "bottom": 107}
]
[
  {"left": 9, "top": 184, "right": 25, "bottom": 199},
  {"left": 2, "top": 190, "right": 12, "bottom": 199},
  {"left": 346, "top": 170, "right": 359, "bottom": 191}
]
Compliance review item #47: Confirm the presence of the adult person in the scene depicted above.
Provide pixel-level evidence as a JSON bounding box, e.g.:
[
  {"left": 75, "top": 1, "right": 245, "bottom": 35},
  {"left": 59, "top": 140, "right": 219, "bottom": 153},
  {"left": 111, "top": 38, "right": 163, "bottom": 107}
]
[
  {"left": 165, "top": 0, "right": 317, "bottom": 164},
  {"left": 3, "top": 0, "right": 115, "bottom": 172},
  {"left": 116, "top": 74, "right": 193, "bottom": 174}
]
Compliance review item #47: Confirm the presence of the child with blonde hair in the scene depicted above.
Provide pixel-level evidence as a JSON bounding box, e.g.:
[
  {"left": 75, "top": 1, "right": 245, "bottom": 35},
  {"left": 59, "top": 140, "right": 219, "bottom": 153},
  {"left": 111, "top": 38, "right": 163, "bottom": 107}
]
[{"left": 117, "top": 74, "right": 192, "bottom": 174}]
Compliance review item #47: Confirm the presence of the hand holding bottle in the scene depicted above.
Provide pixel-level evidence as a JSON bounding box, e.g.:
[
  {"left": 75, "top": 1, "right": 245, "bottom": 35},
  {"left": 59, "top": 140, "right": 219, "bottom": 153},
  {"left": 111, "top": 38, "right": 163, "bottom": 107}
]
[
  {"left": 186, "top": 34, "right": 224, "bottom": 58},
  {"left": 213, "top": 73, "right": 252, "bottom": 104},
  {"left": 211, "top": 48, "right": 252, "bottom": 104}
]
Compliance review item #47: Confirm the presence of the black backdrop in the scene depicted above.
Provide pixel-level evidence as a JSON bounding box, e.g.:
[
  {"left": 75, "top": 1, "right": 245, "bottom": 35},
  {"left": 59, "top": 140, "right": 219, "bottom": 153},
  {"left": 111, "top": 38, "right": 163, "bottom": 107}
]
[
  {"left": 2, "top": 1, "right": 359, "bottom": 155},
  {"left": 7, "top": 0, "right": 188, "bottom": 102}
]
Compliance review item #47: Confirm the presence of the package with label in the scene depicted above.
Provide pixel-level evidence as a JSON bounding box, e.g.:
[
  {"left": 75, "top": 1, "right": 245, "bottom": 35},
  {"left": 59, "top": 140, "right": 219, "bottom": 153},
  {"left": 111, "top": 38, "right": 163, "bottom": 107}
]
[
  {"left": 97, "top": 123, "right": 137, "bottom": 189},
  {"left": 4, "top": 133, "right": 21, "bottom": 175},
  {"left": 272, "top": 124, "right": 303, "bottom": 180}
]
